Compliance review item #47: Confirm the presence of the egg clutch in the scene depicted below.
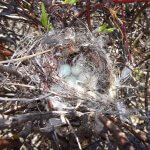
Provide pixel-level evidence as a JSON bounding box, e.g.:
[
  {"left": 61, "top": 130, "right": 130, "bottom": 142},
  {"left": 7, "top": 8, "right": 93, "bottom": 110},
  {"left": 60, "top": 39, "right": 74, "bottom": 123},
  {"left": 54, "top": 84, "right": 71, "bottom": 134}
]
[{"left": 58, "top": 63, "right": 98, "bottom": 93}]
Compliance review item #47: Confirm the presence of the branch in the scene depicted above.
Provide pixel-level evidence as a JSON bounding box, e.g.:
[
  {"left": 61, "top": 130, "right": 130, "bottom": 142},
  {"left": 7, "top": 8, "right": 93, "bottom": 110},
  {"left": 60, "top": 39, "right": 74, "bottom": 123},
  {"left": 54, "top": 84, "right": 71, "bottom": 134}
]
[
  {"left": 86, "top": 0, "right": 91, "bottom": 31},
  {"left": 98, "top": 113, "right": 135, "bottom": 150},
  {"left": 0, "top": 111, "right": 68, "bottom": 130},
  {"left": 0, "top": 93, "right": 51, "bottom": 102},
  {"left": 0, "top": 64, "right": 22, "bottom": 78},
  {"left": 109, "top": 116, "right": 150, "bottom": 144},
  {"left": 145, "top": 63, "right": 149, "bottom": 116}
]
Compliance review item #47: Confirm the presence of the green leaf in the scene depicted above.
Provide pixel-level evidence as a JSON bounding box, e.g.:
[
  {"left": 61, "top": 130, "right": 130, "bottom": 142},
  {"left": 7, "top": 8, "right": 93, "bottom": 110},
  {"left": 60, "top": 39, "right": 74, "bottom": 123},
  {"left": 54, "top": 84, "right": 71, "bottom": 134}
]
[
  {"left": 103, "top": 28, "right": 116, "bottom": 33},
  {"left": 97, "top": 23, "right": 108, "bottom": 32},
  {"left": 64, "top": 0, "right": 78, "bottom": 5},
  {"left": 41, "top": 2, "right": 48, "bottom": 28},
  {"left": 41, "top": 2, "right": 53, "bottom": 30},
  {"left": 47, "top": 19, "right": 53, "bottom": 30},
  {"left": 134, "top": 69, "right": 145, "bottom": 80},
  {"left": 97, "top": 23, "right": 115, "bottom": 33}
]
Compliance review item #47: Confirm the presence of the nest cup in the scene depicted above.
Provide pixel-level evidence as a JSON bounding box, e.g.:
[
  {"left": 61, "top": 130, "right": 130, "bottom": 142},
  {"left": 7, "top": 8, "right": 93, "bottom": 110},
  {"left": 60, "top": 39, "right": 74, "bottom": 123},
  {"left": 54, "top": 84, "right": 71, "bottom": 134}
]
[{"left": 16, "top": 28, "right": 114, "bottom": 110}]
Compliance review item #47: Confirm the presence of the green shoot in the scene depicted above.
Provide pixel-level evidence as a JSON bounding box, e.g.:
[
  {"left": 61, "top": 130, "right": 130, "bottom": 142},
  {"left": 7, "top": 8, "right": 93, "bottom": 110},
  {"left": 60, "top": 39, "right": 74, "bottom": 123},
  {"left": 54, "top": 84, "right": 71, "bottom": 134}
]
[
  {"left": 64, "top": 0, "right": 78, "bottom": 5},
  {"left": 41, "top": 2, "right": 53, "bottom": 30},
  {"left": 97, "top": 23, "right": 115, "bottom": 33}
]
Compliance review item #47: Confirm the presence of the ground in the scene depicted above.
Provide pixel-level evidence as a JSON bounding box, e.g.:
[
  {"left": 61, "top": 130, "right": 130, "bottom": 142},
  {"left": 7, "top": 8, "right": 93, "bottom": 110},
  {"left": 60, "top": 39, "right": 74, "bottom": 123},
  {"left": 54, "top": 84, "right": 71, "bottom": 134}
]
[{"left": 0, "top": 1, "right": 149, "bottom": 150}]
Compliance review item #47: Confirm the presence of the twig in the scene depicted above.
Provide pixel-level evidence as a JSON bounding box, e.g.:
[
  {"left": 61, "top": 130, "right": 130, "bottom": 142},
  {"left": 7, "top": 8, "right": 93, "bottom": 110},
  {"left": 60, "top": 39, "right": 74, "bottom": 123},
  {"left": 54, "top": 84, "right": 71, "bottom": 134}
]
[
  {"left": 121, "top": 7, "right": 132, "bottom": 63},
  {"left": 0, "top": 93, "right": 51, "bottom": 101},
  {"left": 65, "top": 117, "right": 82, "bottom": 150},
  {"left": 129, "top": 3, "right": 149, "bottom": 28},
  {"left": 49, "top": 131, "right": 60, "bottom": 150},
  {"left": 98, "top": 113, "right": 135, "bottom": 150},
  {"left": 0, "top": 64, "right": 22, "bottom": 78},
  {"left": 135, "top": 55, "right": 150, "bottom": 67},
  {"left": 113, "top": 0, "right": 150, "bottom": 3},
  {"left": 15, "top": 0, "right": 41, "bottom": 26},
  {"left": 5, "top": 83, "right": 37, "bottom": 89},
  {"left": 69, "top": 10, "right": 86, "bottom": 26},
  {"left": 0, "top": 49, "right": 52, "bottom": 64},
  {"left": 4, "top": 105, "right": 27, "bottom": 115},
  {"left": 109, "top": 116, "right": 150, "bottom": 144},
  {"left": 86, "top": 0, "right": 91, "bottom": 31},
  {"left": 144, "top": 63, "right": 149, "bottom": 116},
  {"left": 132, "top": 32, "right": 144, "bottom": 46},
  {"left": 0, "top": 111, "right": 68, "bottom": 130}
]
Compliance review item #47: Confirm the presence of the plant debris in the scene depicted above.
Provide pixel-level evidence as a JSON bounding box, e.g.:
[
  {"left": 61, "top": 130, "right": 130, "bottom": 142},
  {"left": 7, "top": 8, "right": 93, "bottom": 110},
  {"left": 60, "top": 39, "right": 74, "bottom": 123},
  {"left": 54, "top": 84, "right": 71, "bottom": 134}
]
[{"left": 0, "top": 0, "right": 150, "bottom": 150}]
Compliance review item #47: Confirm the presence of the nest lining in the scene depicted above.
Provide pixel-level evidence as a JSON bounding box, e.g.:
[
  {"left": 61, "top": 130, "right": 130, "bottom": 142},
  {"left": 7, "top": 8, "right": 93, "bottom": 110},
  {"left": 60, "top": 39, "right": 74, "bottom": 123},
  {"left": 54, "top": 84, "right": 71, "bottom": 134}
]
[{"left": 12, "top": 28, "right": 115, "bottom": 111}]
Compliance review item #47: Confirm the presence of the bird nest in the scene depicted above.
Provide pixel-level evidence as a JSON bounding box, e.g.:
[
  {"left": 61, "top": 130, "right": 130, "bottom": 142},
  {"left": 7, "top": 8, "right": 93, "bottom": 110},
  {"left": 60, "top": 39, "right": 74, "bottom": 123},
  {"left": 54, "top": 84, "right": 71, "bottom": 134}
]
[{"left": 4, "top": 28, "right": 115, "bottom": 112}]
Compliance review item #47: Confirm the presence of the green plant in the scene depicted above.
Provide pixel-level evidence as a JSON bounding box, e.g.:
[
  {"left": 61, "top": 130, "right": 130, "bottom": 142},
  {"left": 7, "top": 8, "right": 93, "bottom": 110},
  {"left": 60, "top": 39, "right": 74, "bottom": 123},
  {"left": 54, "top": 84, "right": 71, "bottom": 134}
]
[
  {"left": 97, "top": 23, "right": 115, "bottom": 33},
  {"left": 41, "top": 2, "right": 53, "bottom": 30},
  {"left": 64, "top": 0, "right": 78, "bottom": 5},
  {"left": 134, "top": 69, "right": 145, "bottom": 80}
]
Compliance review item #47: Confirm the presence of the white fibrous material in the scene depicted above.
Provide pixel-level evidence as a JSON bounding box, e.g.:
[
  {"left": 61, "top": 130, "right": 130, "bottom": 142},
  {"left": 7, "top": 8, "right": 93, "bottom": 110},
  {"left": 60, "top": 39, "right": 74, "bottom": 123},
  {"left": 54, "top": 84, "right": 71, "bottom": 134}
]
[
  {"left": 77, "top": 72, "right": 91, "bottom": 84},
  {"left": 16, "top": 27, "right": 116, "bottom": 111},
  {"left": 120, "top": 66, "right": 131, "bottom": 81},
  {"left": 87, "top": 75, "right": 99, "bottom": 91},
  {"left": 48, "top": 96, "right": 71, "bottom": 110},
  {"left": 109, "top": 76, "right": 118, "bottom": 99},
  {"left": 117, "top": 102, "right": 130, "bottom": 123}
]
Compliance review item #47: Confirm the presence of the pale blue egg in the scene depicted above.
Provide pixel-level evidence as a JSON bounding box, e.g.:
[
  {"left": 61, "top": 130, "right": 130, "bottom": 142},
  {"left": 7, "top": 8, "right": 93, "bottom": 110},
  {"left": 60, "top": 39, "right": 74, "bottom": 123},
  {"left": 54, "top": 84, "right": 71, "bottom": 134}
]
[
  {"left": 71, "top": 65, "right": 82, "bottom": 76},
  {"left": 78, "top": 72, "right": 91, "bottom": 83},
  {"left": 58, "top": 64, "right": 71, "bottom": 78},
  {"left": 65, "top": 75, "right": 77, "bottom": 87}
]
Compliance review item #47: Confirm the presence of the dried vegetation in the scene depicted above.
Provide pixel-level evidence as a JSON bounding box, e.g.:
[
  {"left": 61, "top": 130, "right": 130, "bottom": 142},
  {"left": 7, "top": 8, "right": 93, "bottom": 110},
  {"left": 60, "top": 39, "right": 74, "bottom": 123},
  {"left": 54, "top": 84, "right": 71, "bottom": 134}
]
[{"left": 0, "top": 0, "right": 150, "bottom": 150}]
